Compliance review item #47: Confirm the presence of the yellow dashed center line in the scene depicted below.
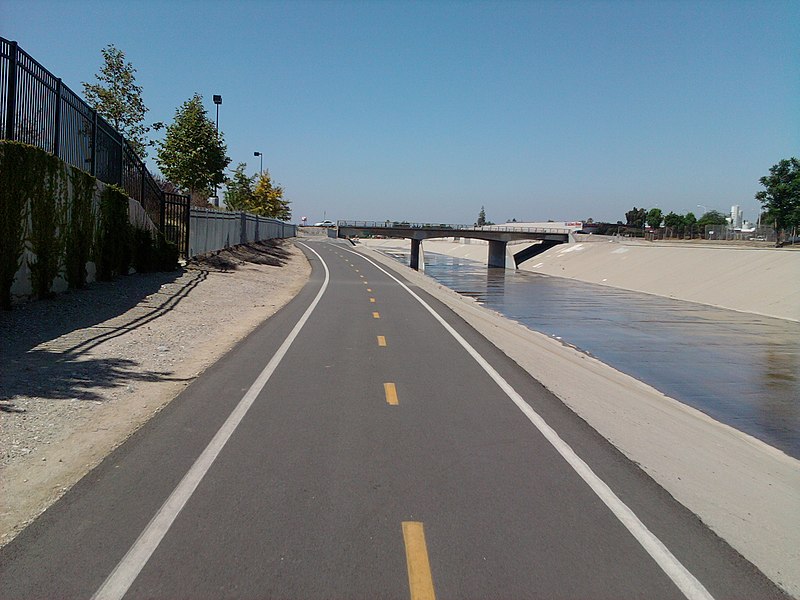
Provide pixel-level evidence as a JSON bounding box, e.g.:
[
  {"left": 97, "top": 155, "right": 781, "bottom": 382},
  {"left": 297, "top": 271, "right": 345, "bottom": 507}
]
[
  {"left": 370, "top": 298, "right": 376, "bottom": 303},
  {"left": 402, "top": 522, "right": 436, "bottom": 600},
  {"left": 377, "top": 336, "right": 387, "bottom": 347},
  {"left": 372, "top": 312, "right": 380, "bottom": 319},
  {"left": 384, "top": 382, "right": 399, "bottom": 405},
  {"left": 367, "top": 288, "right": 372, "bottom": 292}
]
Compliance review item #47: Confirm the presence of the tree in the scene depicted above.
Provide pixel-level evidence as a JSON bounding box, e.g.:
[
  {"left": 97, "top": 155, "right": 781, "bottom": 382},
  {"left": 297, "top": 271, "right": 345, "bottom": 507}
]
[
  {"left": 625, "top": 207, "right": 647, "bottom": 229},
  {"left": 663, "top": 212, "right": 685, "bottom": 237},
  {"left": 152, "top": 174, "right": 182, "bottom": 195},
  {"left": 83, "top": 44, "right": 149, "bottom": 158},
  {"left": 249, "top": 171, "right": 291, "bottom": 220},
  {"left": 476, "top": 206, "right": 487, "bottom": 227},
  {"left": 156, "top": 94, "right": 230, "bottom": 206},
  {"left": 646, "top": 208, "right": 663, "bottom": 229},
  {"left": 755, "top": 158, "right": 800, "bottom": 244},
  {"left": 224, "top": 163, "right": 256, "bottom": 211},
  {"left": 696, "top": 210, "right": 727, "bottom": 238},
  {"left": 697, "top": 210, "right": 727, "bottom": 227},
  {"left": 683, "top": 212, "right": 697, "bottom": 239}
]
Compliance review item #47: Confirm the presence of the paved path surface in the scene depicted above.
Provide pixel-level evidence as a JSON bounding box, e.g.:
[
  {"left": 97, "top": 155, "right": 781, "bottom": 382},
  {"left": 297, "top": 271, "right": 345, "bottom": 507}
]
[{"left": 0, "top": 239, "right": 788, "bottom": 599}]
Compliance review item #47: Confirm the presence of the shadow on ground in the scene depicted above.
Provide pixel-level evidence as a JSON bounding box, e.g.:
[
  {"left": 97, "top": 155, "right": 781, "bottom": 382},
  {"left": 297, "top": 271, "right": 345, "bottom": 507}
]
[
  {"left": 0, "top": 240, "right": 295, "bottom": 410},
  {"left": 0, "top": 271, "right": 201, "bottom": 408},
  {"left": 0, "top": 350, "right": 183, "bottom": 406},
  {"left": 187, "top": 239, "right": 291, "bottom": 272},
  {"left": 1, "top": 270, "right": 194, "bottom": 356}
]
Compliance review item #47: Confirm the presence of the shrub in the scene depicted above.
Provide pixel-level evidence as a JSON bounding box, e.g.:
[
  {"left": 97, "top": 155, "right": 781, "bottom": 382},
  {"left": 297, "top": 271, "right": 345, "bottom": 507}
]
[
  {"left": 65, "top": 168, "right": 96, "bottom": 289},
  {"left": 27, "top": 152, "right": 66, "bottom": 299},
  {"left": 0, "top": 143, "right": 33, "bottom": 309},
  {"left": 94, "top": 185, "right": 132, "bottom": 280}
]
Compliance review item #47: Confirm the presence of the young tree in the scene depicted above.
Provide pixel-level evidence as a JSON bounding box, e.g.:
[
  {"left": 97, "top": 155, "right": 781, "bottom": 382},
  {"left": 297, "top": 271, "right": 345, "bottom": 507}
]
[
  {"left": 646, "top": 208, "right": 663, "bottom": 229},
  {"left": 82, "top": 44, "right": 149, "bottom": 158},
  {"left": 156, "top": 94, "right": 230, "bottom": 206},
  {"left": 249, "top": 171, "right": 291, "bottom": 220},
  {"left": 224, "top": 163, "right": 256, "bottom": 211},
  {"left": 755, "top": 158, "right": 800, "bottom": 244}
]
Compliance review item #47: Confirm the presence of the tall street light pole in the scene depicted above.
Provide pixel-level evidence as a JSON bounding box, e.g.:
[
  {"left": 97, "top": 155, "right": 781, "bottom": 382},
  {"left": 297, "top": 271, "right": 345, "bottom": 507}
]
[
  {"left": 213, "top": 95, "right": 222, "bottom": 207},
  {"left": 254, "top": 151, "right": 263, "bottom": 176}
]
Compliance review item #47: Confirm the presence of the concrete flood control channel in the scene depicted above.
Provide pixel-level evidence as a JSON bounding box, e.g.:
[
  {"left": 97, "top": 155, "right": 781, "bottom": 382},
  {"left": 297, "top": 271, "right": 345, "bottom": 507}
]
[{"left": 383, "top": 249, "right": 800, "bottom": 459}]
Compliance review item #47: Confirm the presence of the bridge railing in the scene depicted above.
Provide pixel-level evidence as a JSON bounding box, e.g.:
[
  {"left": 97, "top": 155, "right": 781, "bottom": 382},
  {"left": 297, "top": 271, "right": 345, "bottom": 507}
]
[{"left": 337, "top": 221, "right": 571, "bottom": 235}]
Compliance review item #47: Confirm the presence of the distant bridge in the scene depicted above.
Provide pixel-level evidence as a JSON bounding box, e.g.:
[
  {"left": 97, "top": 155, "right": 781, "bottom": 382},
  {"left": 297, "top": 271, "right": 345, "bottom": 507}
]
[{"left": 336, "top": 221, "right": 572, "bottom": 269}]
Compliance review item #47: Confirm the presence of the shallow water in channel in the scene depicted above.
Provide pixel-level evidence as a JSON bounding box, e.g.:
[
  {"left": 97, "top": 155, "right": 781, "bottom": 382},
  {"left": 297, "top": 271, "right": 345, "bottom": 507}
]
[{"left": 385, "top": 250, "right": 800, "bottom": 458}]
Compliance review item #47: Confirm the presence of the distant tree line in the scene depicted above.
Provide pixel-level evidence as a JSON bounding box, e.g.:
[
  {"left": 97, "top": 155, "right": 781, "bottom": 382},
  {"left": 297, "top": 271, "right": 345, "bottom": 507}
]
[{"left": 583, "top": 159, "right": 799, "bottom": 244}]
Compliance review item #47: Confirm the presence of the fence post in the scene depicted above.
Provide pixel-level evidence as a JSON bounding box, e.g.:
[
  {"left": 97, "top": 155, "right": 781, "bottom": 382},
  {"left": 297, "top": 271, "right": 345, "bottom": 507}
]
[
  {"left": 183, "top": 199, "right": 190, "bottom": 258},
  {"left": 90, "top": 110, "right": 97, "bottom": 176},
  {"left": 5, "top": 41, "right": 18, "bottom": 140},
  {"left": 159, "top": 191, "right": 166, "bottom": 230},
  {"left": 53, "top": 78, "right": 62, "bottom": 157},
  {"left": 140, "top": 161, "right": 146, "bottom": 205},
  {"left": 118, "top": 139, "right": 125, "bottom": 187},
  {"left": 240, "top": 212, "right": 247, "bottom": 245}
]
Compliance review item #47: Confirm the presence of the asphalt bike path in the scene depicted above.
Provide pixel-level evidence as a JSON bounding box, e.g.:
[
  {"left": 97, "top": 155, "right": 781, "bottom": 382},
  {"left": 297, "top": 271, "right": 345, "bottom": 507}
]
[{"left": 0, "top": 239, "right": 787, "bottom": 599}]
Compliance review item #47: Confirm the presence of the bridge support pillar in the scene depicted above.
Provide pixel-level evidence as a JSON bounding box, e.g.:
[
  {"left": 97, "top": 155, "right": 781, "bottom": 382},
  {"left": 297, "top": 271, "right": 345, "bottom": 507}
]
[
  {"left": 488, "top": 240, "right": 507, "bottom": 268},
  {"left": 410, "top": 239, "right": 422, "bottom": 270},
  {"left": 513, "top": 239, "right": 562, "bottom": 268}
]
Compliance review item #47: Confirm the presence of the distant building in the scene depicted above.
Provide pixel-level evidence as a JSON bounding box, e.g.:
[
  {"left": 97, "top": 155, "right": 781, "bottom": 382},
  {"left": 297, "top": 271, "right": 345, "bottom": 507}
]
[
  {"left": 487, "top": 221, "right": 584, "bottom": 232},
  {"left": 730, "top": 205, "right": 743, "bottom": 229}
]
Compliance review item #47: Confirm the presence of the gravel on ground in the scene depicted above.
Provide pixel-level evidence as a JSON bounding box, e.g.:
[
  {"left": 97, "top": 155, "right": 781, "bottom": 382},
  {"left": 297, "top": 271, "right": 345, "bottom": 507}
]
[{"left": 0, "top": 239, "right": 310, "bottom": 547}]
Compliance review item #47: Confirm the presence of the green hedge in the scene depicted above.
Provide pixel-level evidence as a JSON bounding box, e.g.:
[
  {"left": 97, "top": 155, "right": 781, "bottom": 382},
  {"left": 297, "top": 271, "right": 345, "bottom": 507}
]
[
  {"left": 28, "top": 151, "right": 66, "bottom": 299},
  {"left": 65, "top": 168, "right": 96, "bottom": 289},
  {"left": 0, "top": 143, "right": 35, "bottom": 309},
  {"left": 0, "top": 141, "right": 178, "bottom": 309},
  {"left": 95, "top": 185, "right": 132, "bottom": 281}
]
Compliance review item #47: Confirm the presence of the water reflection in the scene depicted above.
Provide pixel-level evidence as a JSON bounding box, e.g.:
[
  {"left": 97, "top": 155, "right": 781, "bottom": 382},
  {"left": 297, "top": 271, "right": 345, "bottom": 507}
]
[{"left": 390, "top": 250, "right": 800, "bottom": 458}]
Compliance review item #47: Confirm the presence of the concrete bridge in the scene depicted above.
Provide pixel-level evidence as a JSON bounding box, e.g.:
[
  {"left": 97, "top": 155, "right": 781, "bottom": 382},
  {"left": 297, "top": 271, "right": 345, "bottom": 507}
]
[{"left": 336, "top": 221, "right": 572, "bottom": 269}]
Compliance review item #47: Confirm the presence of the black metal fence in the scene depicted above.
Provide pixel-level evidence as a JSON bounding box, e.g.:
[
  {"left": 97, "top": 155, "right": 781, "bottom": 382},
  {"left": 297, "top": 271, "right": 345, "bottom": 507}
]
[
  {"left": 162, "top": 192, "right": 191, "bottom": 258},
  {"left": 0, "top": 37, "right": 190, "bottom": 257}
]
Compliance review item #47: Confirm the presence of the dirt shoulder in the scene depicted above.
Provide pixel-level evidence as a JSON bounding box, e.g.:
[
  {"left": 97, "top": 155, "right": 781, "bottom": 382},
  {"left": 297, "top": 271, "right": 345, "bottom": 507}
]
[{"left": 0, "top": 239, "right": 310, "bottom": 547}]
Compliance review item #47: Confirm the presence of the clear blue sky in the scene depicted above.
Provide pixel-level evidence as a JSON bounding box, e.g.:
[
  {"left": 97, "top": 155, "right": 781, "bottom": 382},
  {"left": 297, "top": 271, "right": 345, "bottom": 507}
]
[{"left": 3, "top": 0, "right": 798, "bottom": 224}]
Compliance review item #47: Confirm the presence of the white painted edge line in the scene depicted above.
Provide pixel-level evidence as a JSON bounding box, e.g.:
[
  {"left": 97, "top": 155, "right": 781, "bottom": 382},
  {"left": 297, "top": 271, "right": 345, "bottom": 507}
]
[
  {"left": 342, "top": 243, "right": 714, "bottom": 600},
  {"left": 91, "top": 242, "right": 330, "bottom": 600}
]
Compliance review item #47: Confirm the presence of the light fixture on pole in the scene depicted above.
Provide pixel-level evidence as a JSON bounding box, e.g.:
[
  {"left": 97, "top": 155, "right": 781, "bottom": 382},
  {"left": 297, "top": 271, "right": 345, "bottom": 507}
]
[
  {"left": 212, "top": 95, "right": 222, "bottom": 207},
  {"left": 213, "top": 95, "right": 222, "bottom": 134},
  {"left": 254, "top": 151, "right": 263, "bottom": 176}
]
